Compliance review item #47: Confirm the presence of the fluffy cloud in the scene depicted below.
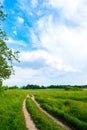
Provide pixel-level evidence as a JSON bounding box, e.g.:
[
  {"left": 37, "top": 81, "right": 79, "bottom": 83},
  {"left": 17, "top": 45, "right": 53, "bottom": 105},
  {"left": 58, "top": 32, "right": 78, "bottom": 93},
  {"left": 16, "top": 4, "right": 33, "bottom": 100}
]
[
  {"left": 47, "top": 0, "right": 87, "bottom": 23},
  {"left": 19, "top": 50, "right": 79, "bottom": 72},
  {"left": 31, "top": 8, "right": 87, "bottom": 69},
  {"left": 3, "top": 66, "right": 55, "bottom": 86}
]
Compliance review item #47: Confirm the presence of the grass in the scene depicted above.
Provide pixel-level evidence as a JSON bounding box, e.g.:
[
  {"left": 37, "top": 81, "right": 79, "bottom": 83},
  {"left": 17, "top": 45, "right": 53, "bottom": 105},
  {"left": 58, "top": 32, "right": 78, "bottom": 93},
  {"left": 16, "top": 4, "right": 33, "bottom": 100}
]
[
  {"left": 32, "top": 89, "right": 87, "bottom": 130},
  {"left": 0, "top": 89, "right": 28, "bottom": 130},
  {"left": 26, "top": 97, "right": 65, "bottom": 130},
  {"left": 0, "top": 88, "right": 87, "bottom": 130}
]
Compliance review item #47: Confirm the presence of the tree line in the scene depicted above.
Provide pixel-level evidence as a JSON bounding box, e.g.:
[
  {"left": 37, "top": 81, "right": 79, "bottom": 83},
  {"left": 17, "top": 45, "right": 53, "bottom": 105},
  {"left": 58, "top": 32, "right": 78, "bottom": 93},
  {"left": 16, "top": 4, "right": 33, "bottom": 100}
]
[{"left": 22, "top": 84, "right": 87, "bottom": 90}]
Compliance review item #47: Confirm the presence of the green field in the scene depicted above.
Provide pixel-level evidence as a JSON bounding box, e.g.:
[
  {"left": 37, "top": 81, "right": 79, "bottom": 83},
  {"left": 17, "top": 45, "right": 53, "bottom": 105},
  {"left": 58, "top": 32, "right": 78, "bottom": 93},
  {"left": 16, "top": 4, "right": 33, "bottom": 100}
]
[
  {"left": 33, "top": 89, "right": 87, "bottom": 130},
  {"left": 0, "top": 90, "right": 28, "bottom": 130},
  {"left": 26, "top": 97, "right": 64, "bottom": 130},
  {"left": 0, "top": 89, "right": 87, "bottom": 130}
]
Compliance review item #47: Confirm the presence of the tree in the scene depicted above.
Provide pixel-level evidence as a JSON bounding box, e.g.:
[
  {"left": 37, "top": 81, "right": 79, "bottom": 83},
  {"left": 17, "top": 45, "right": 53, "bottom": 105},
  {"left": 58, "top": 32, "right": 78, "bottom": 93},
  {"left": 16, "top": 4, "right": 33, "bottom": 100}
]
[{"left": 0, "top": 3, "right": 19, "bottom": 86}]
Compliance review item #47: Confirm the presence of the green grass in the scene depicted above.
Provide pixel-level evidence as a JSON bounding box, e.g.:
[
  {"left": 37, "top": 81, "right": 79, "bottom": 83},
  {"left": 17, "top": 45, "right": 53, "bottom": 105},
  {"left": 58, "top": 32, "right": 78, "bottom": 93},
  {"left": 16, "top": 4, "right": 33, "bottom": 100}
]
[
  {"left": 0, "top": 89, "right": 28, "bottom": 130},
  {"left": 31, "top": 89, "right": 87, "bottom": 130},
  {"left": 26, "top": 97, "right": 65, "bottom": 130},
  {"left": 0, "top": 89, "right": 87, "bottom": 130}
]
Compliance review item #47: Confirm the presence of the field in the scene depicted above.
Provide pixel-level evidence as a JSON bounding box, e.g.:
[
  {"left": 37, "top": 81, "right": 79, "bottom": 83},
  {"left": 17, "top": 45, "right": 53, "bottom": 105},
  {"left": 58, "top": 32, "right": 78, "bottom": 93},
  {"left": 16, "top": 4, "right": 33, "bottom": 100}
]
[
  {"left": 32, "top": 89, "right": 87, "bottom": 130},
  {"left": 26, "top": 97, "right": 65, "bottom": 130},
  {"left": 0, "top": 89, "right": 87, "bottom": 130},
  {"left": 0, "top": 90, "right": 29, "bottom": 130}
]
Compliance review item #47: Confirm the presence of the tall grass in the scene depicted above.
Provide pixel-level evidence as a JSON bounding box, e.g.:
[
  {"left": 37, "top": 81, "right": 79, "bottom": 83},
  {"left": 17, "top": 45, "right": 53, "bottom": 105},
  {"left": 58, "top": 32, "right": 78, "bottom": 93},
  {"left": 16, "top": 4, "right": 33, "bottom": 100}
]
[
  {"left": 26, "top": 97, "right": 65, "bottom": 130},
  {"left": 32, "top": 89, "right": 87, "bottom": 130},
  {"left": 0, "top": 89, "right": 28, "bottom": 130},
  {"left": 0, "top": 89, "right": 87, "bottom": 130}
]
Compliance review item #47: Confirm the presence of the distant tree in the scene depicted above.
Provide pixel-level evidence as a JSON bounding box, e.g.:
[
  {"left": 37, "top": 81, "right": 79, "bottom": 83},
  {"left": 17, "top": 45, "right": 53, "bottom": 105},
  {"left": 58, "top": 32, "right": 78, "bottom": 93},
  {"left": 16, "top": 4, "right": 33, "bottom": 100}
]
[
  {"left": 9, "top": 85, "right": 19, "bottom": 89},
  {"left": 0, "top": 3, "right": 19, "bottom": 89}
]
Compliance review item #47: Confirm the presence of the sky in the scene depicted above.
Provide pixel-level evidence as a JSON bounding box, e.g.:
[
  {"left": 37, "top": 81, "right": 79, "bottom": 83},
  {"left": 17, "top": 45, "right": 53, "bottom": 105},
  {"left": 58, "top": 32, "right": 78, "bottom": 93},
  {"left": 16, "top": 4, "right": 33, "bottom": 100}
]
[{"left": 2, "top": 0, "right": 87, "bottom": 86}]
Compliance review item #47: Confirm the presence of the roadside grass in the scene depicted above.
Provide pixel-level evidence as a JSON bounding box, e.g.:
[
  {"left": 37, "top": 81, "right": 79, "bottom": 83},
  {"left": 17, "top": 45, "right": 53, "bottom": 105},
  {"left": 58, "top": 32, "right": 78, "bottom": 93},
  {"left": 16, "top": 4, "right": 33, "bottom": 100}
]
[
  {"left": 0, "top": 89, "right": 28, "bottom": 130},
  {"left": 38, "top": 101, "right": 87, "bottom": 130},
  {"left": 36, "top": 98, "right": 87, "bottom": 122},
  {"left": 26, "top": 97, "right": 65, "bottom": 130},
  {"left": 31, "top": 89, "right": 87, "bottom": 130}
]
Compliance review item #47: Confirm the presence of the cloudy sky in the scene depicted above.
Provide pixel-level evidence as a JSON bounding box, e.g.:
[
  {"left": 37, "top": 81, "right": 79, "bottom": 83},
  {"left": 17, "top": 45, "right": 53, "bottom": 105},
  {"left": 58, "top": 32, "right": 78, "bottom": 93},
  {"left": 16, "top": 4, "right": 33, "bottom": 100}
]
[{"left": 2, "top": 0, "right": 87, "bottom": 86}]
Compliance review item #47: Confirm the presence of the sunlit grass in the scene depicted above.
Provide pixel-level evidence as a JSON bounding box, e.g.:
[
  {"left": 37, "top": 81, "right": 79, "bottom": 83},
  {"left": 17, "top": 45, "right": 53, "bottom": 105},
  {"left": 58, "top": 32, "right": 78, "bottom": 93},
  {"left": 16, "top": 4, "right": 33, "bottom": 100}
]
[
  {"left": 32, "top": 89, "right": 87, "bottom": 130},
  {"left": 0, "top": 89, "right": 87, "bottom": 130},
  {"left": 26, "top": 97, "right": 65, "bottom": 130},
  {"left": 0, "top": 89, "right": 28, "bottom": 130}
]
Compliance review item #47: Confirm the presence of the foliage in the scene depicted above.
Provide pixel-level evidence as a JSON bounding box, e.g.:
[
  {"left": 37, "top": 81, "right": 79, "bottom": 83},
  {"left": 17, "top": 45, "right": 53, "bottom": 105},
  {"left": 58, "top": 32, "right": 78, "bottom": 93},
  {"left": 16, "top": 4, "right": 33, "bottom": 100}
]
[
  {"left": 22, "top": 84, "right": 41, "bottom": 89},
  {"left": 0, "top": 3, "right": 19, "bottom": 85},
  {"left": 8, "top": 85, "right": 19, "bottom": 89},
  {"left": 64, "top": 86, "right": 81, "bottom": 91},
  {"left": 22, "top": 84, "right": 87, "bottom": 89},
  {"left": 0, "top": 90, "right": 28, "bottom": 130},
  {"left": 0, "top": 80, "right": 3, "bottom": 92}
]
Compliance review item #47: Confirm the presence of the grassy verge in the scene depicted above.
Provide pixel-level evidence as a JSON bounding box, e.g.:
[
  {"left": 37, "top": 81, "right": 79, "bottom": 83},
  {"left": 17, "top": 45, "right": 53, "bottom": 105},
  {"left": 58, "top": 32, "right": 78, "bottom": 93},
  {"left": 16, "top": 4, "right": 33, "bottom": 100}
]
[
  {"left": 26, "top": 97, "right": 65, "bottom": 130},
  {"left": 31, "top": 89, "right": 87, "bottom": 130},
  {"left": 0, "top": 89, "right": 28, "bottom": 130},
  {"left": 41, "top": 103, "right": 87, "bottom": 130}
]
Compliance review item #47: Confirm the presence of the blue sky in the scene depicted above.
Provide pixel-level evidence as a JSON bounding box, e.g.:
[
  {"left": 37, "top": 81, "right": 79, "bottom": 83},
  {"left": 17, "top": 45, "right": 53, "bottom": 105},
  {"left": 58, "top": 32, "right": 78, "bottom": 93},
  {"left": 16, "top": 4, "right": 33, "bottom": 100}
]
[{"left": 2, "top": 0, "right": 87, "bottom": 86}]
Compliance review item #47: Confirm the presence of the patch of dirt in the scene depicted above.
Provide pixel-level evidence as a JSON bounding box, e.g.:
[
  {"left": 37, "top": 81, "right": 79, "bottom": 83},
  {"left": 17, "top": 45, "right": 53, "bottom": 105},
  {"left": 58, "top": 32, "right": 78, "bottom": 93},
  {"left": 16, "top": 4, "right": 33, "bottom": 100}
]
[{"left": 23, "top": 98, "right": 38, "bottom": 130}]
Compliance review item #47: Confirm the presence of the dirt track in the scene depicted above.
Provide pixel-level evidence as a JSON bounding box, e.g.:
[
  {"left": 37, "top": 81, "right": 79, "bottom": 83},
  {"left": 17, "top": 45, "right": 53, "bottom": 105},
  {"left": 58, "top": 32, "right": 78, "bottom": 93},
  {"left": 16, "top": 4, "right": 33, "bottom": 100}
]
[
  {"left": 31, "top": 95, "right": 72, "bottom": 130},
  {"left": 23, "top": 95, "right": 72, "bottom": 130},
  {"left": 23, "top": 98, "right": 38, "bottom": 130}
]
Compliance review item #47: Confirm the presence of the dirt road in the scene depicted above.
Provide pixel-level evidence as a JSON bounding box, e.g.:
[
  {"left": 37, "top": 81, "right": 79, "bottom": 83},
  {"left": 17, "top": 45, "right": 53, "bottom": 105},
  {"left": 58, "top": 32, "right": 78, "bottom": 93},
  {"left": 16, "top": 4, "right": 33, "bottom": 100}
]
[{"left": 23, "top": 98, "right": 38, "bottom": 130}]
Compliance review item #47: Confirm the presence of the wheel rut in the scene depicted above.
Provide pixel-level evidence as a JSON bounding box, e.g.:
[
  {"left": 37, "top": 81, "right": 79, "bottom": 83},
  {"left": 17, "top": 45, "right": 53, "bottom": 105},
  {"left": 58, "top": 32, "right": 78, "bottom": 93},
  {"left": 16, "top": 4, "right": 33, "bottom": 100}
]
[
  {"left": 23, "top": 95, "right": 72, "bottom": 130},
  {"left": 23, "top": 98, "right": 38, "bottom": 130},
  {"left": 31, "top": 95, "right": 72, "bottom": 130}
]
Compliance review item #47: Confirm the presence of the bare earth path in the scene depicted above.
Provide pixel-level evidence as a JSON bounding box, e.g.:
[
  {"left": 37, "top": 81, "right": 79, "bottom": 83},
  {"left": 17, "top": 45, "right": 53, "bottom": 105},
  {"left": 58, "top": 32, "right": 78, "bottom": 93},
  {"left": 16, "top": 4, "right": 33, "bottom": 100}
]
[
  {"left": 23, "top": 98, "right": 38, "bottom": 130},
  {"left": 31, "top": 95, "right": 72, "bottom": 130}
]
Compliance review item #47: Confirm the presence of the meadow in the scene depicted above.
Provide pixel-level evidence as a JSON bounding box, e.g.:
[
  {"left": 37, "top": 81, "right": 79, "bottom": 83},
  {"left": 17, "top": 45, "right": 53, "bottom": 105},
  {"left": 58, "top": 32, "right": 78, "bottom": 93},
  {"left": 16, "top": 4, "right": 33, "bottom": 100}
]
[
  {"left": 26, "top": 97, "right": 65, "bottom": 130},
  {"left": 0, "top": 89, "right": 29, "bottom": 130},
  {"left": 0, "top": 88, "right": 87, "bottom": 130},
  {"left": 32, "top": 89, "right": 87, "bottom": 130}
]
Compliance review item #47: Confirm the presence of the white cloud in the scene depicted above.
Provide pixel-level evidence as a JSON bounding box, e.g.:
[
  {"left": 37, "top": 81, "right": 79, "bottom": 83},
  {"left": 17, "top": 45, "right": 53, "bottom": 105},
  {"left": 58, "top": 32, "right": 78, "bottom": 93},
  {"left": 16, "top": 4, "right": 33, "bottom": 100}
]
[
  {"left": 3, "top": 65, "right": 81, "bottom": 87},
  {"left": 48, "top": 0, "right": 79, "bottom": 13},
  {"left": 17, "top": 16, "right": 24, "bottom": 24},
  {"left": 19, "top": 50, "right": 79, "bottom": 72},
  {"left": 31, "top": 0, "right": 87, "bottom": 75},
  {"left": 31, "top": 7, "right": 87, "bottom": 70},
  {"left": 3, "top": 66, "right": 52, "bottom": 86},
  {"left": 7, "top": 37, "right": 27, "bottom": 47},
  {"left": 47, "top": 0, "right": 87, "bottom": 26}
]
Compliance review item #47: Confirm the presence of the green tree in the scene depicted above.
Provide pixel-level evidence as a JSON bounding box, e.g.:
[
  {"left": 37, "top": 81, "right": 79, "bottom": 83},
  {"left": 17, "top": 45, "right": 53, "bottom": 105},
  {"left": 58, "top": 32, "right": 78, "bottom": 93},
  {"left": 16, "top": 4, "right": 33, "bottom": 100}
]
[{"left": 0, "top": 3, "right": 19, "bottom": 87}]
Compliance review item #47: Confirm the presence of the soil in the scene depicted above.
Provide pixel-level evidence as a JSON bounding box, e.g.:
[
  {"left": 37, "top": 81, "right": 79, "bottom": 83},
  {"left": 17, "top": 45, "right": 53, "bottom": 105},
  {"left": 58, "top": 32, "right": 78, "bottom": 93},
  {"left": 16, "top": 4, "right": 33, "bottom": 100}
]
[{"left": 22, "top": 98, "right": 38, "bottom": 130}]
